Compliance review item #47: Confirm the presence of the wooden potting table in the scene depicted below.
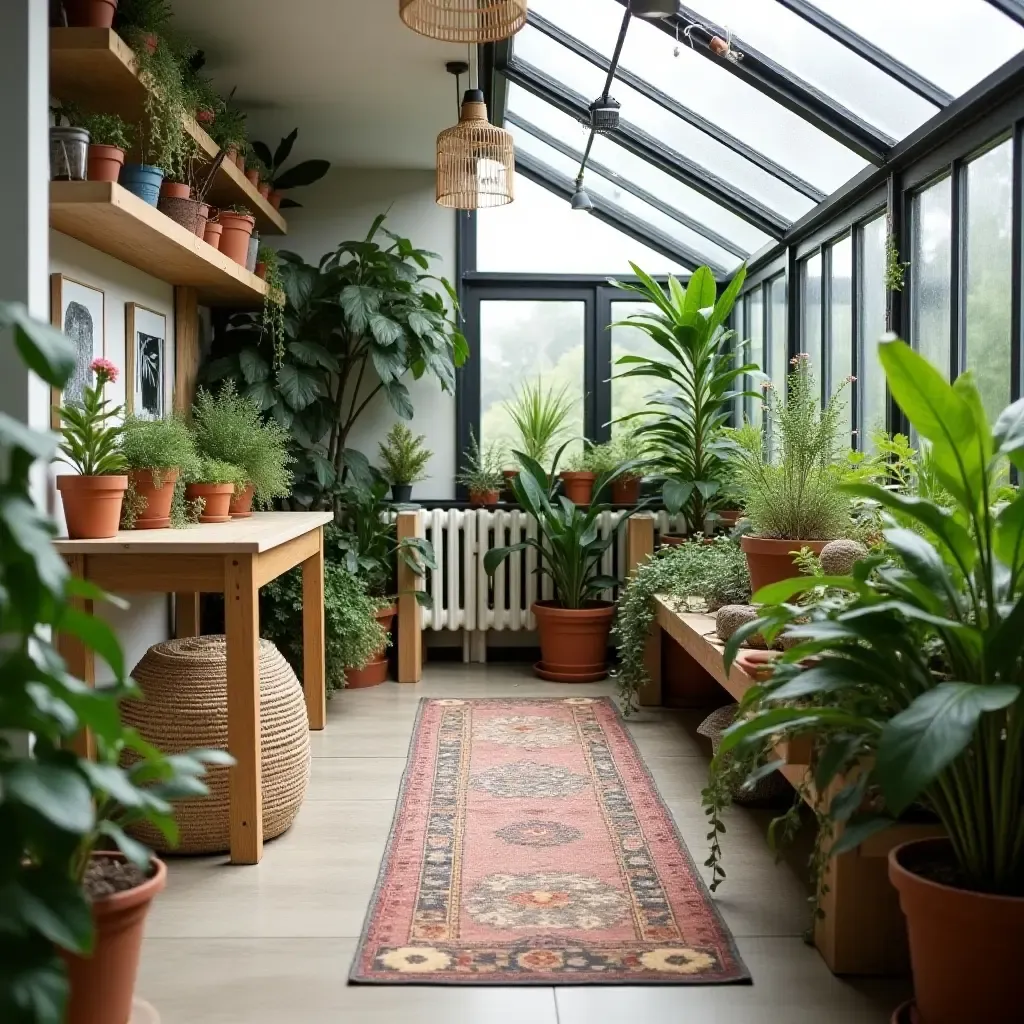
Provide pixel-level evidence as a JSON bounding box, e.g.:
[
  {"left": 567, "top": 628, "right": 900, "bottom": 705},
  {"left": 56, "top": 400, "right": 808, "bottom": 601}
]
[{"left": 54, "top": 511, "right": 333, "bottom": 865}]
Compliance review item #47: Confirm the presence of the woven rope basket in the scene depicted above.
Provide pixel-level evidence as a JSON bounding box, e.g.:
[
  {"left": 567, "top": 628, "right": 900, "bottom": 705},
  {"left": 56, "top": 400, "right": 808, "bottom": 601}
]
[
  {"left": 399, "top": 0, "right": 527, "bottom": 43},
  {"left": 121, "top": 635, "right": 310, "bottom": 854},
  {"left": 697, "top": 704, "right": 789, "bottom": 805}
]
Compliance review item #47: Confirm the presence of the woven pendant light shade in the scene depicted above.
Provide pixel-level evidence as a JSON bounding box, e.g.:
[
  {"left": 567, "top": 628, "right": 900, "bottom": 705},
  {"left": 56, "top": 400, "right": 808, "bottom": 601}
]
[
  {"left": 437, "top": 90, "right": 514, "bottom": 209},
  {"left": 400, "top": 0, "right": 527, "bottom": 42}
]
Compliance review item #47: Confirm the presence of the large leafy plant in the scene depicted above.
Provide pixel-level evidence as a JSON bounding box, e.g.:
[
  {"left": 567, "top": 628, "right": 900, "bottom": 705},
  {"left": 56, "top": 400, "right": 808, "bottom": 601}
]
[
  {"left": 719, "top": 339, "right": 1024, "bottom": 897},
  {"left": 483, "top": 449, "right": 640, "bottom": 609},
  {"left": 611, "top": 264, "right": 757, "bottom": 529},
  {"left": 0, "top": 303, "right": 229, "bottom": 1024},
  {"left": 250, "top": 128, "right": 330, "bottom": 209},
  {"left": 199, "top": 214, "right": 467, "bottom": 509}
]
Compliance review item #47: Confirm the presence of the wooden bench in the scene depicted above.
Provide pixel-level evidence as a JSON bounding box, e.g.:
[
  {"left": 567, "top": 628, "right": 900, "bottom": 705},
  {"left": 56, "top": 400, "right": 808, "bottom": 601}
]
[{"left": 624, "top": 515, "right": 940, "bottom": 976}]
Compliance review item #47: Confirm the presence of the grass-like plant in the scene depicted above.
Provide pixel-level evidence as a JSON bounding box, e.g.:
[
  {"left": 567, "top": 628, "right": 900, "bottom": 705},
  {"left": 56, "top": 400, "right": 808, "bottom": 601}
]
[
  {"left": 504, "top": 379, "right": 575, "bottom": 467},
  {"left": 58, "top": 359, "right": 126, "bottom": 477},
  {"left": 729, "top": 354, "right": 852, "bottom": 541},
  {"left": 457, "top": 429, "right": 505, "bottom": 493},
  {"left": 120, "top": 413, "right": 198, "bottom": 479},
  {"left": 191, "top": 381, "right": 293, "bottom": 506},
  {"left": 378, "top": 422, "right": 431, "bottom": 486}
]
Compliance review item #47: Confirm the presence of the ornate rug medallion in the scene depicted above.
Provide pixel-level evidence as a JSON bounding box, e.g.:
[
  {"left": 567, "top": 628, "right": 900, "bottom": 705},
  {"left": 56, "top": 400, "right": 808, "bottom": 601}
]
[{"left": 350, "top": 697, "right": 750, "bottom": 985}]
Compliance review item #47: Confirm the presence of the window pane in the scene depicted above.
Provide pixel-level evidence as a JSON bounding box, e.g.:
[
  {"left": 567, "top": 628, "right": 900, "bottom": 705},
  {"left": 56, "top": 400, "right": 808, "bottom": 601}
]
[
  {"left": 479, "top": 301, "right": 586, "bottom": 459},
  {"left": 801, "top": 253, "right": 823, "bottom": 376},
  {"left": 683, "top": 0, "right": 937, "bottom": 138},
  {"left": 745, "top": 289, "right": 764, "bottom": 423},
  {"left": 810, "top": 0, "right": 1024, "bottom": 97},
  {"left": 829, "top": 236, "right": 854, "bottom": 443},
  {"left": 528, "top": 0, "right": 868, "bottom": 193},
  {"left": 965, "top": 141, "right": 1013, "bottom": 424},
  {"left": 769, "top": 274, "right": 788, "bottom": 398},
  {"left": 477, "top": 174, "right": 688, "bottom": 275},
  {"left": 610, "top": 301, "right": 662, "bottom": 431},
  {"left": 858, "top": 214, "right": 889, "bottom": 444},
  {"left": 911, "top": 177, "right": 952, "bottom": 378}
]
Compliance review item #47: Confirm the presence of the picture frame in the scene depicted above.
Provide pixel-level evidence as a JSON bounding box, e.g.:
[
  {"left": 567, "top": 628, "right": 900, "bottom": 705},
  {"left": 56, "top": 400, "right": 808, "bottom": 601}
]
[
  {"left": 125, "top": 303, "right": 168, "bottom": 419},
  {"left": 50, "top": 274, "right": 105, "bottom": 429}
]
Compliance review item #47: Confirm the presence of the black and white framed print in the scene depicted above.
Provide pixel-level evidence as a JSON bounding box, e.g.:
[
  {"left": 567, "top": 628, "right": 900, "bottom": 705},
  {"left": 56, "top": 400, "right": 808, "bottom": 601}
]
[
  {"left": 50, "top": 274, "right": 105, "bottom": 428},
  {"left": 126, "top": 304, "right": 167, "bottom": 419}
]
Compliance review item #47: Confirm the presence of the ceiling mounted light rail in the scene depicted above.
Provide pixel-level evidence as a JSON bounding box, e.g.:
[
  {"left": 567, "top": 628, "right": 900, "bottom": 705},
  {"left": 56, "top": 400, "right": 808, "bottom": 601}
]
[
  {"left": 399, "top": 0, "right": 527, "bottom": 43},
  {"left": 437, "top": 56, "right": 515, "bottom": 209}
]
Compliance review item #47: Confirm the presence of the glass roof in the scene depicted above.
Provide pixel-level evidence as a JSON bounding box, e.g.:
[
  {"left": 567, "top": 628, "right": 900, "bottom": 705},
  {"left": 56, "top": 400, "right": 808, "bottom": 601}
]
[{"left": 499, "top": 0, "right": 1024, "bottom": 275}]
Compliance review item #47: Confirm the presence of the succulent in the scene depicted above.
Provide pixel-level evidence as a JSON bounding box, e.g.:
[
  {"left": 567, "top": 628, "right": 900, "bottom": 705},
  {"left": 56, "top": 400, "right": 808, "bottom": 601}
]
[{"left": 819, "top": 538, "right": 869, "bottom": 576}]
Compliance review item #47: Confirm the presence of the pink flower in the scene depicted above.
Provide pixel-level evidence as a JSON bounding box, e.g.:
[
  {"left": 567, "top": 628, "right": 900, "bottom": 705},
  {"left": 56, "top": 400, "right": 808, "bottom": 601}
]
[
  {"left": 90, "top": 358, "right": 119, "bottom": 385},
  {"left": 846, "top": 375, "right": 857, "bottom": 383},
  {"left": 789, "top": 352, "right": 811, "bottom": 367},
  {"left": 759, "top": 380, "right": 773, "bottom": 391}
]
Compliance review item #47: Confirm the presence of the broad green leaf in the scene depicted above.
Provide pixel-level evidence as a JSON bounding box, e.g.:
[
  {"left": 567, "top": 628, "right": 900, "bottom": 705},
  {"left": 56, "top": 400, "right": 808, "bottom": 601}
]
[
  {"left": 369, "top": 314, "right": 403, "bottom": 347},
  {"left": 98, "top": 821, "right": 153, "bottom": 870},
  {"left": 0, "top": 412, "right": 59, "bottom": 461},
  {"left": 383, "top": 381, "right": 413, "bottom": 419},
  {"left": 1, "top": 497, "right": 65, "bottom": 594},
  {"left": 273, "top": 158, "right": 330, "bottom": 190},
  {"left": 239, "top": 348, "right": 269, "bottom": 384},
  {"left": 276, "top": 364, "right": 320, "bottom": 411},
  {"left": 995, "top": 491, "right": 1024, "bottom": 577},
  {"left": 287, "top": 341, "right": 337, "bottom": 370},
  {"left": 0, "top": 873, "right": 93, "bottom": 953},
  {"left": 993, "top": 397, "right": 1024, "bottom": 466},
  {"left": 2, "top": 762, "right": 94, "bottom": 833},
  {"left": 831, "top": 814, "right": 895, "bottom": 856},
  {"left": 1, "top": 304, "right": 77, "bottom": 389},
  {"left": 683, "top": 266, "right": 716, "bottom": 321},
  {"left": 55, "top": 606, "right": 124, "bottom": 680},
  {"left": 271, "top": 128, "right": 297, "bottom": 170},
  {"left": 662, "top": 479, "right": 693, "bottom": 514}
]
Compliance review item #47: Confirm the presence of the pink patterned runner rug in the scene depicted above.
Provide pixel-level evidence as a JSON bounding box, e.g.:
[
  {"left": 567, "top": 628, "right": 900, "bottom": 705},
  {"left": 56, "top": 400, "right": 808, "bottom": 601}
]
[{"left": 350, "top": 697, "right": 749, "bottom": 985}]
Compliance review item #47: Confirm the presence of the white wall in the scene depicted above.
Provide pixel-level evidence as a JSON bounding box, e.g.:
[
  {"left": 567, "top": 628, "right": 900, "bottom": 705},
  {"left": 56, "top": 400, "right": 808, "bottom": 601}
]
[
  {"left": 279, "top": 168, "right": 457, "bottom": 500},
  {"left": 50, "top": 231, "right": 176, "bottom": 681}
]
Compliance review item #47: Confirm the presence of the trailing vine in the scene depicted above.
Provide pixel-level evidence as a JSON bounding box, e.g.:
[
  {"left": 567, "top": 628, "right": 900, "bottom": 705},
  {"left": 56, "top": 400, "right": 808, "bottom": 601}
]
[
  {"left": 885, "top": 229, "right": 909, "bottom": 293},
  {"left": 257, "top": 244, "right": 286, "bottom": 366}
]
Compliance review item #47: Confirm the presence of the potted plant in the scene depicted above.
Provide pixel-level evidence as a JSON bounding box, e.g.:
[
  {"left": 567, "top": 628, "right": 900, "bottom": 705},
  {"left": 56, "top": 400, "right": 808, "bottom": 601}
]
[
  {"left": 50, "top": 103, "right": 90, "bottom": 181},
  {"left": 560, "top": 447, "right": 597, "bottom": 505},
  {"left": 717, "top": 338, "right": 1024, "bottom": 1024},
  {"left": 457, "top": 429, "right": 504, "bottom": 506},
  {"left": 729, "top": 355, "right": 853, "bottom": 591},
  {"left": 203, "top": 212, "right": 222, "bottom": 249},
  {"left": 208, "top": 100, "right": 248, "bottom": 168},
  {"left": 114, "top": 0, "right": 174, "bottom": 53},
  {"left": 218, "top": 204, "right": 255, "bottom": 266},
  {"left": 243, "top": 150, "right": 265, "bottom": 188},
  {"left": 65, "top": 0, "right": 119, "bottom": 28},
  {"left": 251, "top": 127, "right": 330, "bottom": 209},
  {"left": 120, "top": 413, "right": 198, "bottom": 529},
  {"left": 183, "top": 456, "right": 246, "bottom": 523},
  {"left": 56, "top": 358, "right": 128, "bottom": 539},
  {"left": 378, "top": 422, "right": 431, "bottom": 502},
  {"left": 611, "top": 264, "right": 758, "bottom": 531},
  {"left": 485, "top": 449, "right": 640, "bottom": 682},
  {"left": 159, "top": 174, "right": 190, "bottom": 200},
  {"left": 0, "top": 300, "right": 230, "bottom": 1024},
  {"left": 609, "top": 431, "right": 646, "bottom": 504},
  {"left": 504, "top": 377, "right": 575, "bottom": 473},
  {"left": 190, "top": 381, "right": 293, "bottom": 516},
  {"left": 78, "top": 112, "right": 133, "bottom": 182}
]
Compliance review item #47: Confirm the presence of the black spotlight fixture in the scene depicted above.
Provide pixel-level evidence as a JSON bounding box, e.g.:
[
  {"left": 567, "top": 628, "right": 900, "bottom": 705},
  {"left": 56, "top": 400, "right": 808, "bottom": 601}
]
[
  {"left": 588, "top": 94, "right": 621, "bottom": 133},
  {"left": 570, "top": 175, "right": 594, "bottom": 211},
  {"left": 630, "top": 0, "right": 678, "bottom": 17}
]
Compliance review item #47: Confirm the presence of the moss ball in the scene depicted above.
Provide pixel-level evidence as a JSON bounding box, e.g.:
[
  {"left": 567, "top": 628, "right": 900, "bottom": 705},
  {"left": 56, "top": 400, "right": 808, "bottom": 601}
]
[
  {"left": 715, "top": 604, "right": 766, "bottom": 649},
  {"left": 820, "top": 539, "right": 868, "bottom": 577}
]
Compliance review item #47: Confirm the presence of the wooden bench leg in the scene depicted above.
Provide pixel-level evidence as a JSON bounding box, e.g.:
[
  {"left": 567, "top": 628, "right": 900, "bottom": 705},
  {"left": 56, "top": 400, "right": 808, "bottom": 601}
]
[
  {"left": 225, "top": 554, "right": 263, "bottom": 865},
  {"left": 638, "top": 619, "right": 662, "bottom": 707},
  {"left": 301, "top": 531, "right": 326, "bottom": 731},
  {"left": 175, "top": 592, "right": 200, "bottom": 638}
]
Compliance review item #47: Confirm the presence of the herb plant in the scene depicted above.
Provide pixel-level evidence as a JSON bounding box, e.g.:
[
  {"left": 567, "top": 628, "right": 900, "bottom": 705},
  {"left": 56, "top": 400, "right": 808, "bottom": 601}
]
[
  {"left": 504, "top": 378, "right": 575, "bottom": 467},
  {"left": 120, "top": 413, "right": 198, "bottom": 480},
  {"left": 58, "top": 358, "right": 126, "bottom": 476},
  {"left": 457, "top": 429, "right": 505, "bottom": 494},
  {"left": 378, "top": 422, "right": 432, "bottom": 486},
  {"left": 184, "top": 455, "right": 246, "bottom": 489},
  {"left": 79, "top": 112, "right": 134, "bottom": 150}
]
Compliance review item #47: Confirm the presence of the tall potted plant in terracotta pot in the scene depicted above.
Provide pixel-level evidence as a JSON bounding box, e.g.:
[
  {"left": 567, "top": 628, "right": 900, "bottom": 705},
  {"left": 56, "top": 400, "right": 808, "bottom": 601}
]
[
  {"left": 729, "top": 356, "right": 853, "bottom": 591},
  {"left": 120, "top": 413, "right": 198, "bottom": 529},
  {"left": 485, "top": 449, "right": 641, "bottom": 682},
  {"left": 0, "top": 300, "right": 231, "bottom": 1024},
  {"left": 717, "top": 339, "right": 1024, "bottom": 1024},
  {"left": 56, "top": 358, "right": 128, "bottom": 539}
]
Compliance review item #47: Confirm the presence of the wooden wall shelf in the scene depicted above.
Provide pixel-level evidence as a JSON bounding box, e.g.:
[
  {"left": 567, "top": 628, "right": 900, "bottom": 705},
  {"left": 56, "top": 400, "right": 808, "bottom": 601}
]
[
  {"left": 50, "top": 28, "right": 287, "bottom": 236},
  {"left": 51, "top": 181, "right": 269, "bottom": 307}
]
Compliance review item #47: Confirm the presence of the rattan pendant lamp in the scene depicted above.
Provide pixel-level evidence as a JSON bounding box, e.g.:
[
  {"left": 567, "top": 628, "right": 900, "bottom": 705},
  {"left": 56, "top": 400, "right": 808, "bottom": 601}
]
[
  {"left": 436, "top": 53, "right": 514, "bottom": 209},
  {"left": 400, "top": 0, "right": 528, "bottom": 43}
]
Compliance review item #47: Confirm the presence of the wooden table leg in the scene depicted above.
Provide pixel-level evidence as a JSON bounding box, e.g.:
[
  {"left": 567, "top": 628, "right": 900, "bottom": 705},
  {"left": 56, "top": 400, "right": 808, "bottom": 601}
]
[
  {"left": 175, "top": 592, "right": 201, "bottom": 639},
  {"left": 396, "top": 510, "right": 423, "bottom": 684},
  {"left": 224, "top": 554, "right": 263, "bottom": 864},
  {"left": 301, "top": 529, "right": 326, "bottom": 731},
  {"left": 637, "top": 617, "right": 662, "bottom": 707},
  {"left": 59, "top": 554, "right": 96, "bottom": 759}
]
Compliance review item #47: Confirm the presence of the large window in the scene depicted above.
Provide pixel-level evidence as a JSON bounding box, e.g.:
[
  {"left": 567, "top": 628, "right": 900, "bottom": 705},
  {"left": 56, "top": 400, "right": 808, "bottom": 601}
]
[
  {"left": 745, "top": 288, "right": 765, "bottom": 423},
  {"left": 769, "top": 275, "right": 788, "bottom": 397},
  {"left": 911, "top": 176, "right": 953, "bottom": 377},
  {"left": 610, "top": 301, "right": 661, "bottom": 431},
  {"left": 964, "top": 140, "right": 1013, "bottom": 422},
  {"left": 829, "top": 236, "right": 854, "bottom": 441},
  {"left": 801, "top": 253, "right": 823, "bottom": 374},
  {"left": 859, "top": 214, "right": 889, "bottom": 443}
]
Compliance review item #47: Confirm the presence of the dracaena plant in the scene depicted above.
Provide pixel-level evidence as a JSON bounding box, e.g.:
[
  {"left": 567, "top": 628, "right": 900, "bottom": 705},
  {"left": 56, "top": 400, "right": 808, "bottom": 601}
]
[
  {"left": 483, "top": 448, "right": 642, "bottom": 609},
  {"left": 0, "top": 303, "right": 230, "bottom": 1024},
  {"left": 503, "top": 379, "right": 575, "bottom": 467},
  {"left": 58, "top": 359, "right": 126, "bottom": 476},
  {"left": 715, "top": 338, "right": 1024, "bottom": 898},
  {"left": 611, "top": 264, "right": 758, "bottom": 530}
]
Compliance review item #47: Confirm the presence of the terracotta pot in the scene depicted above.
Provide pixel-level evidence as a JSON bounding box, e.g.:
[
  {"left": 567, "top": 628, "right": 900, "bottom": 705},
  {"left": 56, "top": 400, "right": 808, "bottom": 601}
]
[
  {"left": 611, "top": 475, "right": 641, "bottom": 505},
  {"left": 502, "top": 468, "right": 519, "bottom": 498},
  {"left": 184, "top": 482, "right": 234, "bottom": 523},
  {"left": 255, "top": 261, "right": 267, "bottom": 280},
  {"left": 740, "top": 535, "right": 828, "bottom": 594},
  {"left": 716, "top": 509, "right": 742, "bottom": 528},
  {"left": 245, "top": 168, "right": 260, "bottom": 187},
  {"left": 258, "top": 182, "right": 271, "bottom": 199},
  {"left": 235, "top": 151, "right": 245, "bottom": 171},
  {"left": 229, "top": 483, "right": 255, "bottom": 518},
  {"left": 127, "top": 468, "right": 178, "bottom": 529},
  {"left": 203, "top": 221, "right": 223, "bottom": 249},
  {"left": 269, "top": 189, "right": 283, "bottom": 210},
  {"left": 62, "top": 853, "right": 166, "bottom": 1024},
  {"left": 57, "top": 474, "right": 127, "bottom": 540},
  {"left": 160, "top": 180, "right": 190, "bottom": 200},
  {"left": 469, "top": 488, "right": 500, "bottom": 507},
  {"left": 65, "top": 0, "right": 118, "bottom": 29},
  {"left": 560, "top": 471, "right": 596, "bottom": 506},
  {"left": 661, "top": 533, "right": 687, "bottom": 548},
  {"left": 735, "top": 649, "right": 779, "bottom": 681},
  {"left": 196, "top": 108, "right": 215, "bottom": 126},
  {"left": 217, "top": 211, "right": 255, "bottom": 266},
  {"left": 532, "top": 600, "right": 615, "bottom": 683},
  {"left": 87, "top": 144, "right": 124, "bottom": 182},
  {"left": 345, "top": 605, "right": 396, "bottom": 689},
  {"left": 889, "top": 838, "right": 1024, "bottom": 1024}
]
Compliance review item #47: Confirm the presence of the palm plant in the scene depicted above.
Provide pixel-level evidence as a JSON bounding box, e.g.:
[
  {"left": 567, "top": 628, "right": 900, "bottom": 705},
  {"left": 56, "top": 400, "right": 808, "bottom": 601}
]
[
  {"left": 504, "top": 379, "right": 576, "bottom": 468},
  {"left": 611, "top": 264, "right": 758, "bottom": 528}
]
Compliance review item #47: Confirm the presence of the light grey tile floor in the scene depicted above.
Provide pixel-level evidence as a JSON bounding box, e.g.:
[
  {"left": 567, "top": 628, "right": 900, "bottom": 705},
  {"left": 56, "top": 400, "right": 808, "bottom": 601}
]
[{"left": 137, "top": 664, "right": 908, "bottom": 1022}]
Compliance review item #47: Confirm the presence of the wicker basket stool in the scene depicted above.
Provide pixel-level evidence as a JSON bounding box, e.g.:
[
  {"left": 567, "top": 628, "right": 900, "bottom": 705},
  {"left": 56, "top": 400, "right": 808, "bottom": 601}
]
[{"left": 121, "top": 635, "right": 311, "bottom": 854}]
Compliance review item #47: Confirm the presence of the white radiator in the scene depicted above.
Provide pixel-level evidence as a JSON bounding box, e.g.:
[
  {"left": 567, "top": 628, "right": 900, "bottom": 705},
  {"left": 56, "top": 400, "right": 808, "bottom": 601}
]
[{"left": 416, "top": 508, "right": 686, "bottom": 660}]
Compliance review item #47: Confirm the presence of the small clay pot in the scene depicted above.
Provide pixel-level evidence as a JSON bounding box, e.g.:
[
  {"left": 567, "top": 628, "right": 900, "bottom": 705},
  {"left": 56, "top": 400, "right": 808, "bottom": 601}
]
[
  {"left": 245, "top": 168, "right": 260, "bottom": 187},
  {"left": 269, "top": 189, "right": 283, "bottom": 210},
  {"left": 532, "top": 601, "right": 615, "bottom": 683},
  {"left": 391, "top": 483, "right": 413, "bottom": 503},
  {"left": 345, "top": 605, "right": 396, "bottom": 688},
  {"left": 229, "top": 483, "right": 255, "bottom": 518},
  {"left": 203, "top": 221, "right": 223, "bottom": 249},
  {"left": 196, "top": 108, "right": 215, "bottom": 126},
  {"left": 611, "top": 474, "right": 641, "bottom": 505},
  {"left": 87, "top": 143, "right": 124, "bottom": 182},
  {"left": 127, "top": 468, "right": 178, "bottom": 529},
  {"left": 258, "top": 182, "right": 271, "bottom": 199},
  {"left": 160, "top": 180, "right": 190, "bottom": 200},
  {"left": 184, "top": 482, "right": 234, "bottom": 523},
  {"left": 64, "top": 0, "right": 118, "bottom": 28},
  {"left": 255, "top": 261, "right": 267, "bottom": 280},
  {"left": 57, "top": 474, "right": 128, "bottom": 539},
  {"left": 560, "top": 471, "right": 596, "bottom": 506},
  {"left": 469, "top": 488, "right": 499, "bottom": 507},
  {"left": 217, "top": 210, "right": 255, "bottom": 266}
]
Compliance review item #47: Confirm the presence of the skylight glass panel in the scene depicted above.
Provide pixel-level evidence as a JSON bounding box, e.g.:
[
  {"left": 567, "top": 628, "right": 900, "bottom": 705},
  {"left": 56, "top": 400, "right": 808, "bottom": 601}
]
[
  {"left": 528, "top": 0, "right": 868, "bottom": 193},
  {"left": 810, "top": 0, "right": 1024, "bottom": 97},
  {"left": 683, "top": 0, "right": 937, "bottom": 138}
]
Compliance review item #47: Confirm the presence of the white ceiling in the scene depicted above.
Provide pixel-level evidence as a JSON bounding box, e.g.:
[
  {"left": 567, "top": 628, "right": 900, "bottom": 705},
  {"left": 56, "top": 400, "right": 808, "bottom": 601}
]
[{"left": 169, "top": 0, "right": 472, "bottom": 169}]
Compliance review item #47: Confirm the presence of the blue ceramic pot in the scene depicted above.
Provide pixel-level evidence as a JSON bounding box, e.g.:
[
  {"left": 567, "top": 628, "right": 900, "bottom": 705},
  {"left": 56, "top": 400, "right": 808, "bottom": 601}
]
[{"left": 119, "top": 163, "right": 164, "bottom": 206}]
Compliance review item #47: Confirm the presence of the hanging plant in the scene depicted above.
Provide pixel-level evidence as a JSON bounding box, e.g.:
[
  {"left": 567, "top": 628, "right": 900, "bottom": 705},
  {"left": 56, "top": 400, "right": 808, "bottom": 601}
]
[
  {"left": 125, "top": 32, "right": 189, "bottom": 176},
  {"left": 885, "top": 230, "right": 910, "bottom": 293},
  {"left": 256, "top": 244, "right": 286, "bottom": 366}
]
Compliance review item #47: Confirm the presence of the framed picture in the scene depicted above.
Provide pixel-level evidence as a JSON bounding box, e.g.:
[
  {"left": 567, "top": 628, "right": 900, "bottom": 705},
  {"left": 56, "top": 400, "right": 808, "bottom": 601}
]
[
  {"left": 126, "top": 304, "right": 168, "bottom": 419},
  {"left": 50, "top": 274, "right": 105, "bottom": 428}
]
